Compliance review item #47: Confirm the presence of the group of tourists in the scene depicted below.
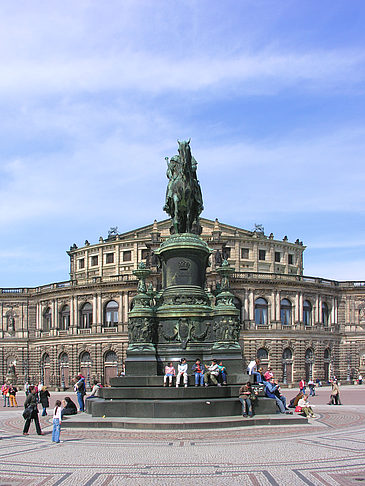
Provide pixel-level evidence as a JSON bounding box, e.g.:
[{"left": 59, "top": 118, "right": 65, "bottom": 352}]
[
  {"left": 19, "top": 373, "right": 104, "bottom": 443},
  {"left": 1, "top": 383, "right": 18, "bottom": 407},
  {"left": 245, "top": 358, "right": 295, "bottom": 417},
  {"left": 163, "top": 358, "right": 227, "bottom": 387},
  {"left": 22, "top": 384, "right": 79, "bottom": 442}
]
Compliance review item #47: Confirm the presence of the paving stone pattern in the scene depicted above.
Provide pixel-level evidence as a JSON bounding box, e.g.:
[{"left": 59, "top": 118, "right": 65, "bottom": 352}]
[{"left": 0, "top": 386, "right": 364, "bottom": 485}]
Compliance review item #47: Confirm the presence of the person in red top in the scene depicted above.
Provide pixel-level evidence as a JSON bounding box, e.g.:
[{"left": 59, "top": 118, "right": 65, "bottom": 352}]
[
  {"left": 2, "top": 383, "right": 10, "bottom": 407},
  {"left": 299, "top": 379, "right": 306, "bottom": 394},
  {"left": 264, "top": 367, "right": 274, "bottom": 382}
]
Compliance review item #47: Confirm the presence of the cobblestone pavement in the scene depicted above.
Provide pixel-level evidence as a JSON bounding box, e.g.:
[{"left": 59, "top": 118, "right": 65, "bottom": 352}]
[{"left": 0, "top": 386, "right": 364, "bottom": 485}]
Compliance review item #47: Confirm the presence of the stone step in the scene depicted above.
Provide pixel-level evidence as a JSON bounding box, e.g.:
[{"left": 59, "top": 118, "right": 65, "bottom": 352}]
[
  {"left": 87, "top": 396, "right": 277, "bottom": 418},
  {"left": 98, "top": 385, "right": 267, "bottom": 400},
  {"left": 62, "top": 413, "right": 308, "bottom": 430},
  {"left": 110, "top": 374, "right": 251, "bottom": 387}
]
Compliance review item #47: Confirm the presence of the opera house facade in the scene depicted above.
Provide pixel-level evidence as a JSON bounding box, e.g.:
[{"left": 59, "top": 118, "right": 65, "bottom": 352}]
[{"left": 1, "top": 217, "right": 365, "bottom": 389}]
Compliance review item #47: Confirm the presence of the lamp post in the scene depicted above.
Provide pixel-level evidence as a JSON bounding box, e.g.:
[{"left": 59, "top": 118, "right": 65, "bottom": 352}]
[
  {"left": 40, "top": 360, "right": 44, "bottom": 384},
  {"left": 61, "top": 365, "right": 65, "bottom": 390},
  {"left": 347, "top": 354, "right": 351, "bottom": 382},
  {"left": 86, "top": 365, "right": 91, "bottom": 390},
  {"left": 283, "top": 362, "right": 287, "bottom": 385}
]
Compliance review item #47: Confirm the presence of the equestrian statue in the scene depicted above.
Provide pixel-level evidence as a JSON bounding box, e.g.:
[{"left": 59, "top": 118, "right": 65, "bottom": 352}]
[{"left": 163, "top": 139, "right": 204, "bottom": 234}]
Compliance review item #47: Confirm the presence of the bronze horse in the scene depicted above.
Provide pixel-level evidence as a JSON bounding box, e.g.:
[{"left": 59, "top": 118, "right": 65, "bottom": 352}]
[{"left": 164, "top": 140, "right": 203, "bottom": 234}]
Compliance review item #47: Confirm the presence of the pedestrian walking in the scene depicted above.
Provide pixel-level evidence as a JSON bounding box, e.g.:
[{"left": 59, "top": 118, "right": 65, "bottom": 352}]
[
  {"left": 329, "top": 380, "right": 341, "bottom": 405},
  {"left": 23, "top": 385, "right": 44, "bottom": 436},
  {"left": 308, "top": 379, "right": 316, "bottom": 396},
  {"left": 39, "top": 386, "right": 50, "bottom": 416},
  {"left": 52, "top": 400, "right": 63, "bottom": 443}
]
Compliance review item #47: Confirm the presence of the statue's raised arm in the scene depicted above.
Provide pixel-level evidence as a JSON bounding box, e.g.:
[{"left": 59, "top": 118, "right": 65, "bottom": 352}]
[{"left": 163, "top": 139, "right": 203, "bottom": 234}]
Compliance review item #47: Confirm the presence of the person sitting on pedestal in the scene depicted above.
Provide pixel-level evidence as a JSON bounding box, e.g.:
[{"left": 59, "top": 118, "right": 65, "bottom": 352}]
[
  {"left": 192, "top": 359, "right": 204, "bottom": 387},
  {"left": 176, "top": 358, "right": 188, "bottom": 388},
  {"left": 265, "top": 378, "right": 291, "bottom": 414},
  {"left": 217, "top": 361, "right": 227, "bottom": 385},
  {"left": 204, "top": 359, "right": 220, "bottom": 387},
  {"left": 238, "top": 381, "right": 255, "bottom": 417},
  {"left": 164, "top": 362, "right": 176, "bottom": 387},
  {"left": 61, "top": 396, "right": 77, "bottom": 418},
  {"left": 263, "top": 366, "right": 274, "bottom": 382},
  {"left": 247, "top": 359, "right": 263, "bottom": 383}
]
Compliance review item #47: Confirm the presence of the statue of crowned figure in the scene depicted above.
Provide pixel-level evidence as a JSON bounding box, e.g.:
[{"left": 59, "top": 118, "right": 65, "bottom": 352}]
[{"left": 163, "top": 139, "right": 204, "bottom": 234}]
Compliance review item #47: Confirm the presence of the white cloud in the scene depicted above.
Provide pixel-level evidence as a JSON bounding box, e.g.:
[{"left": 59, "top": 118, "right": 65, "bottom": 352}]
[{"left": 0, "top": 50, "right": 363, "bottom": 98}]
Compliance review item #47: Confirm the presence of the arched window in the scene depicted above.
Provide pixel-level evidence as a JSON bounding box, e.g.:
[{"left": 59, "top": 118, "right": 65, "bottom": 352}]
[
  {"left": 79, "top": 352, "right": 92, "bottom": 389},
  {"left": 303, "top": 300, "right": 312, "bottom": 326},
  {"left": 59, "top": 352, "right": 69, "bottom": 388},
  {"left": 324, "top": 348, "right": 331, "bottom": 360},
  {"left": 282, "top": 348, "right": 293, "bottom": 384},
  {"left": 104, "top": 351, "right": 118, "bottom": 385},
  {"left": 59, "top": 305, "right": 70, "bottom": 330},
  {"left": 280, "top": 299, "right": 292, "bottom": 325},
  {"left": 104, "top": 300, "right": 119, "bottom": 327},
  {"left": 41, "top": 353, "right": 51, "bottom": 386},
  {"left": 43, "top": 307, "right": 52, "bottom": 332},
  {"left": 305, "top": 348, "right": 314, "bottom": 361},
  {"left": 305, "top": 348, "right": 314, "bottom": 381},
  {"left": 255, "top": 298, "right": 268, "bottom": 325},
  {"left": 257, "top": 348, "right": 268, "bottom": 360},
  {"left": 282, "top": 348, "right": 293, "bottom": 360},
  {"left": 322, "top": 302, "right": 329, "bottom": 327},
  {"left": 104, "top": 351, "right": 118, "bottom": 363},
  {"left": 80, "top": 351, "right": 92, "bottom": 366},
  {"left": 79, "top": 303, "right": 92, "bottom": 329}
]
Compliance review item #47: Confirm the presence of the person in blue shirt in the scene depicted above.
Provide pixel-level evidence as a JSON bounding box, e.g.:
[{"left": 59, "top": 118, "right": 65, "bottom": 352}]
[{"left": 265, "top": 378, "right": 290, "bottom": 414}]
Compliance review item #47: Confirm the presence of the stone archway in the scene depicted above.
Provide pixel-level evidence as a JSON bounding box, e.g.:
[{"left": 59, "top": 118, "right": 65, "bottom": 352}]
[
  {"left": 59, "top": 352, "right": 69, "bottom": 389},
  {"left": 104, "top": 351, "right": 118, "bottom": 385}
]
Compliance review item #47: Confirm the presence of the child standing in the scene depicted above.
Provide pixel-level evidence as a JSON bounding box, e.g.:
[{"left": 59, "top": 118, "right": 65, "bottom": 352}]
[
  {"left": 52, "top": 400, "right": 63, "bottom": 443},
  {"left": 164, "top": 362, "right": 176, "bottom": 386},
  {"left": 176, "top": 358, "right": 188, "bottom": 387}
]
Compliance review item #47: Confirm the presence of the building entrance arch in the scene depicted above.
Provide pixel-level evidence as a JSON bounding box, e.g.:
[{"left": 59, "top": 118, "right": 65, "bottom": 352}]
[
  {"left": 104, "top": 351, "right": 118, "bottom": 385},
  {"left": 282, "top": 348, "right": 293, "bottom": 385},
  {"left": 59, "top": 352, "right": 69, "bottom": 389}
]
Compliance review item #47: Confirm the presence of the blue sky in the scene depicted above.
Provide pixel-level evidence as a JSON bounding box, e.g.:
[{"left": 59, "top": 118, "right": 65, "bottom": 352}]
[{"left": 0, "top": 0, "right": 364, "bottom": 286}]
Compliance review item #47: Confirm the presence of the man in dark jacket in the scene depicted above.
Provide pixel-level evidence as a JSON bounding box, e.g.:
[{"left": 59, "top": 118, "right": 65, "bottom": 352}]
[
  {"left": 74, "top": 375, "right": 86, "bottom": 412},
  {"left": 23, "top": 386, "right": 44, "bottom": 435}
]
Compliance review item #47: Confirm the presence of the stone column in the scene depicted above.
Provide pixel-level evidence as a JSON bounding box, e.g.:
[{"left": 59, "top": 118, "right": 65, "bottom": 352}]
[
  {"left": 295, "top": 293, "right": 300, "bottom": 323},
  {"left": 73, "top": 296, "right": 78, "bottom": 334},
  {"left": 249, "top": 290, "right": 254, "bottom": 322},
  {"left": 276, "top": 292, "right": 280, "bottom": 323},
  {"left": 270, "top": 290, "right": 276, "bottom": 323},
  {"left": 318, "top": 296, "right": 322, "bottom": 325},
  {"left": 97, "top": 294, "right": 102, "bottom": 332},
  {"left": 92, "top": 294, "right": 98, "bottom": 333},
  {"left": 70, "top": 296, "right": 74, "bottom": 329},
  {"left": 52, "top": 300, "right": 56, "bottom": 335},
  {"left": 123, "top": 292, "right": 129, "bottom": 323},
  {"left": 299, "top": 292, "right": 303, "bottom": 322},
  {"left": 118, "top": 294, "right": 123, "bottom": 332},
  {"left": 243, "top": 289, "right": 248, "bottom": 323},
  {"left": 315, "top": 295, "right": 319, "bottom": 324}
]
